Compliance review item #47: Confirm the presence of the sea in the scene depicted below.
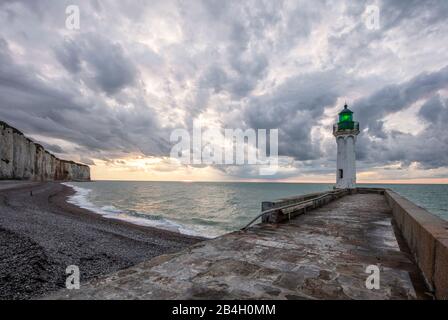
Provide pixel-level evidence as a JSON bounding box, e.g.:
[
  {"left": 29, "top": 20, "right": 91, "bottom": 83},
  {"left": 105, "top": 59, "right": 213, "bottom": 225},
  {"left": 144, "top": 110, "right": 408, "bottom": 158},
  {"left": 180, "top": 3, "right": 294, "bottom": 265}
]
[{"left": 64, "top": 181, "right": 448, "bottom": 238}]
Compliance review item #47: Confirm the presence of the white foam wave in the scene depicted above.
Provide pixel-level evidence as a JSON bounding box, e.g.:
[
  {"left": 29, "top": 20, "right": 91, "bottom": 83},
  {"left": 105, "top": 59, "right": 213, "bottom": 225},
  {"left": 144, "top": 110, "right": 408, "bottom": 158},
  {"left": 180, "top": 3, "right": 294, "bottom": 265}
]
[{"left": 62, "top": 183, "right": 215, "bottom": 238}]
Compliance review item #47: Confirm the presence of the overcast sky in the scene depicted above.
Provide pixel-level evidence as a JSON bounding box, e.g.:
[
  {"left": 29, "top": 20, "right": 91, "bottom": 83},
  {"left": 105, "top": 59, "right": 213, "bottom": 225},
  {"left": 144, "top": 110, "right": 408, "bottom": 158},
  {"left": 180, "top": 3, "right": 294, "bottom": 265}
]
[{"left": 1, "top": 0, "right": 448, "bottom": 182}]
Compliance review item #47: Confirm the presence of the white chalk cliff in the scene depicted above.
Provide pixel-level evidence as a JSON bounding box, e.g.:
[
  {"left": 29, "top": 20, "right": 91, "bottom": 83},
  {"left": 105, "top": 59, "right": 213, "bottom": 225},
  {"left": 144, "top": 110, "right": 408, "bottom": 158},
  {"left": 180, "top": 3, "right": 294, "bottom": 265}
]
[{"left": 0, "top": 121, "right": 90, "bottom": 181}]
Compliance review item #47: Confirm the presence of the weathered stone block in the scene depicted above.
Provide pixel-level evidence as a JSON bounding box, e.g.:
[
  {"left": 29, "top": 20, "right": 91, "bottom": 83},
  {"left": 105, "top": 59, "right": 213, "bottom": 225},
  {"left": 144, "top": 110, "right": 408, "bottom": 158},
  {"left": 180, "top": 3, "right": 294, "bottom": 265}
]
[
  {"left": 385, "top": 190, "right": 448, "bottom": 299},
  {"left": 434, "top": 238, "right": 448, "bottom": 300}
]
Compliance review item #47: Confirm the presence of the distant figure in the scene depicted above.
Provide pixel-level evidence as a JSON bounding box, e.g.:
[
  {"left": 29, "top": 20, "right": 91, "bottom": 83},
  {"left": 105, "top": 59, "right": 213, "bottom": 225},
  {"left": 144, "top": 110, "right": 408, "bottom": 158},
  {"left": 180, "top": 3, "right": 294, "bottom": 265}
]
[{"left": 30, "top": 190, "right": 33, "bottom": 197}]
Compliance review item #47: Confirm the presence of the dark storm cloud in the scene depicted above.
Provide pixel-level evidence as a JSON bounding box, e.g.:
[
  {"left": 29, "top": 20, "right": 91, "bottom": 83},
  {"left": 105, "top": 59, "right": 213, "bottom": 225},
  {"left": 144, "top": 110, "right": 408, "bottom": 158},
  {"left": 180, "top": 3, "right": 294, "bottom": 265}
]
[
  {"left": 0, "top": 37, "right": 168, "bottom": 159},
  {"left": 54, "top": 39, "right": 82, "bottom": 74},
  {"left": 0, "top": 38, "right": 89, "bottom": 116},
  {"left": 41, "top": 143, "right": 64, "bottom": 154},
  {"left": 55, "top": 34, "right": 137, "bottom": 94},
  {"left": 379, "top": 0, "right": 448, "bottom": 30},
  {"left": 353, "top": 71, "right": 448, "bottom": 169},
  {"left": 241, "top": 70, "right": 346, "bottom": 161},
  {"left": 353, "top": 66, "right": 448, "bottom": 138},
  {"left": 418, "top": 95, "right": 444, "bottom": 124}
]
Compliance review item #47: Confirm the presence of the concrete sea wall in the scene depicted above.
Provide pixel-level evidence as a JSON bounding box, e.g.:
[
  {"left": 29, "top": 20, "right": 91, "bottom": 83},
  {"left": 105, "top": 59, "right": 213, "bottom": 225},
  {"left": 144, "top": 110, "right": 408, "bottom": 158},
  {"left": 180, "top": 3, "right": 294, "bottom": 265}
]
[
  {"left": 0, "top": 121, "right": 90, "bottom": 181},
  {"left": 385, "top": 190, "right": 448, "bottom": 299},
  {"left": 260, "top": 189, "right": 349, "bottom": 224}
]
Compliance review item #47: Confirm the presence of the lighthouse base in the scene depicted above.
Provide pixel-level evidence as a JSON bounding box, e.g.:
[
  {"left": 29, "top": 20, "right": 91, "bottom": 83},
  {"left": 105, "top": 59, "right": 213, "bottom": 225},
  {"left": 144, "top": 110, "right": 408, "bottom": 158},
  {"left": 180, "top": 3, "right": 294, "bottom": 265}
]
[{"left": 335, "top": 181, "right": 356, "bottom": 189}]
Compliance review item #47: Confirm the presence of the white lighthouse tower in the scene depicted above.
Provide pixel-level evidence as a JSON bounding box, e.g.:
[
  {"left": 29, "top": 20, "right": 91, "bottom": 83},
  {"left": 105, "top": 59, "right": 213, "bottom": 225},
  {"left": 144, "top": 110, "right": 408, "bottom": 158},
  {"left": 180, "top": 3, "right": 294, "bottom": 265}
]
[{"left": 333, "top": 103, "right": 360, "bottom": 189}]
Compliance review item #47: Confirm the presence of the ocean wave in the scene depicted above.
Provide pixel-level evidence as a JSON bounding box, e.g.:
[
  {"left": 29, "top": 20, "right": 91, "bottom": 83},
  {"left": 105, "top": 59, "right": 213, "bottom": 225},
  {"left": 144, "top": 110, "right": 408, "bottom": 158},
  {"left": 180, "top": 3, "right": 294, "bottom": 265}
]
[{"left": 62, "top": 183, "right": 216, "bottom": 238}]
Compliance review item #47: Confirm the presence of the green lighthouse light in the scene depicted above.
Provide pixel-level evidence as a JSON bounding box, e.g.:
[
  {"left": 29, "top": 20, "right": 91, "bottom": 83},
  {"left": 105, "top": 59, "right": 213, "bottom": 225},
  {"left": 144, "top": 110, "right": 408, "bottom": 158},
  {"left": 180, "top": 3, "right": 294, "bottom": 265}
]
[
  {"left": 338, "top": 104, "right": 353, "bottom": 123},
  {"left": 335, "top": 103, "right": 358, "bottom": 131},
  {"left": 340, "top": 113, "right": 352, "bottom": 122}
]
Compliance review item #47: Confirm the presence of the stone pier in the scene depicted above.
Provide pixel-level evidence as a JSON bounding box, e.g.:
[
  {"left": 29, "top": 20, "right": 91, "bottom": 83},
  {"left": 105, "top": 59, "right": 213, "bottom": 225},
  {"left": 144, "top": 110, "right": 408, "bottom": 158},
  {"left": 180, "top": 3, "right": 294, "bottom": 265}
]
[{"left": 48, "top": 190, "right": 439, "bottom": 300}]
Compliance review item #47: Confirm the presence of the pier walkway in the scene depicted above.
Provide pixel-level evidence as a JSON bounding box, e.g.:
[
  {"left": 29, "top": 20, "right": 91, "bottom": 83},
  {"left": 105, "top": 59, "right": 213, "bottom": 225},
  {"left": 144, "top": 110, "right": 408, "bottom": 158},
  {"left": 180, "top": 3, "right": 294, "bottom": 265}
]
[{"left": 49, "top": 193, "right": 429, "bottom": 300}]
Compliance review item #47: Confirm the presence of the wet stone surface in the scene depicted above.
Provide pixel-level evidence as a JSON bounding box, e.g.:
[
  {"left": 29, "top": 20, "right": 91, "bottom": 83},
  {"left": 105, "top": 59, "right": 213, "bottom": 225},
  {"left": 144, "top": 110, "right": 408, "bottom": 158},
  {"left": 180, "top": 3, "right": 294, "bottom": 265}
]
[{"left": 47, "top": 194, "right": 426, "bottom": 300}]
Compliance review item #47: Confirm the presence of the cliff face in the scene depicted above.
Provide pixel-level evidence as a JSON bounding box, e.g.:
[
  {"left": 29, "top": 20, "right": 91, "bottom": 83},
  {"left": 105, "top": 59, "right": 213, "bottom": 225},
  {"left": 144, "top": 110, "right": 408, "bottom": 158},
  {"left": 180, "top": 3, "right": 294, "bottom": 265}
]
[{"left": 0, "top": 121, "right": 90, "bottom": 181}]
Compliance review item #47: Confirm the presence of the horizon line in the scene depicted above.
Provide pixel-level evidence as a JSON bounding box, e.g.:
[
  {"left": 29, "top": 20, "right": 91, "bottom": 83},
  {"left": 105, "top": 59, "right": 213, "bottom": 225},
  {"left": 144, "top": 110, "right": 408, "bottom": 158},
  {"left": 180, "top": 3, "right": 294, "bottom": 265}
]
[{"left": 87, "top": 179, "right": 448, "bottom": 185}]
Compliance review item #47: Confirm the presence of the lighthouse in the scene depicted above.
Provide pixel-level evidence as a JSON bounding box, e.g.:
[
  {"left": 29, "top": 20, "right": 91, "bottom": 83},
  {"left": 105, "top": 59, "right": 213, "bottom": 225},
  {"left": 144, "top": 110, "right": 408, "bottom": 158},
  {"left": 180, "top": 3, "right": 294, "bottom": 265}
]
[{"left": 333, "top": 103, "right": 360, "bottom": 189}]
